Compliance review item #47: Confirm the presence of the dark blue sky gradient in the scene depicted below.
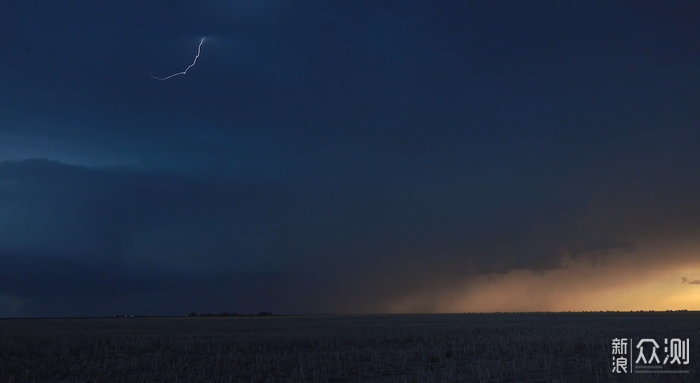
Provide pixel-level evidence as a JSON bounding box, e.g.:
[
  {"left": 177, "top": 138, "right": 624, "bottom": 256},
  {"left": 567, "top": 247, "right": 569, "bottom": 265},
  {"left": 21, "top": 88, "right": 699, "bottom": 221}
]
[{"left": 0, "top": 1, "right": 698, "bottom": 316}]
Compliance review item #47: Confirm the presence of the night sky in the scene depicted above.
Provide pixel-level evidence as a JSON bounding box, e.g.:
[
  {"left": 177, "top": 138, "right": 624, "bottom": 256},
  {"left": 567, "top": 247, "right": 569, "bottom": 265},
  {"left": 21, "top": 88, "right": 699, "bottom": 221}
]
[{"left": 1, "top": 1, "right": 699, "bottom": 316}]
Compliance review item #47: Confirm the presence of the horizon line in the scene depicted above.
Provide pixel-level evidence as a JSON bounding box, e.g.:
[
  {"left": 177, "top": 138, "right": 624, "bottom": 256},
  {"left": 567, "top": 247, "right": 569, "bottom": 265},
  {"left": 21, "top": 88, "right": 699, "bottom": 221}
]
[{"left": 1, "top": 309, "right": 697, "bottom": 320}]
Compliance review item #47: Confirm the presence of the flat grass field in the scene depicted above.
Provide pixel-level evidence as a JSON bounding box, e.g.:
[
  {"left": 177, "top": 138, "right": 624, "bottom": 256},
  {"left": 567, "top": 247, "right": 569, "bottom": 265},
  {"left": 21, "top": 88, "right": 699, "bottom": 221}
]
[{"left": 1, "top": 313, "right": 698, "bottom": 382}]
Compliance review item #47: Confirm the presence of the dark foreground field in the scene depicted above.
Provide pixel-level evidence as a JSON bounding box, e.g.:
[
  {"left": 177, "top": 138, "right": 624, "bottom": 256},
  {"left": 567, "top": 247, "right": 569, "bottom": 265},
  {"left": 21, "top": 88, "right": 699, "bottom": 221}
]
[{"left": 1, "top": 313, "right": 698, "bottom": 382}]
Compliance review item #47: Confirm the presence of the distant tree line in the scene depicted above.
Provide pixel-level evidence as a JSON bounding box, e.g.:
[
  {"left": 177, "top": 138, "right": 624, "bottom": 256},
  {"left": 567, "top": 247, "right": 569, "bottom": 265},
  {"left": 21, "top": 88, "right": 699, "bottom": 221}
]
[
  {"left": 112, "top": 314, "right": 147, "bottom": 318},
  {"left": 186, "top": 311, "right": 273, "bottom": 317}
]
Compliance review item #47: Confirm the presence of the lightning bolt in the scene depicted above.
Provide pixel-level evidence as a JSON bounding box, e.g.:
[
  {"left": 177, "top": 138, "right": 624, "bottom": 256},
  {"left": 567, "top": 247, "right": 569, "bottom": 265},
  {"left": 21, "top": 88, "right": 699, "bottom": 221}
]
[{"left": 150, "top": 37, "right": 206, "bottom": 81}]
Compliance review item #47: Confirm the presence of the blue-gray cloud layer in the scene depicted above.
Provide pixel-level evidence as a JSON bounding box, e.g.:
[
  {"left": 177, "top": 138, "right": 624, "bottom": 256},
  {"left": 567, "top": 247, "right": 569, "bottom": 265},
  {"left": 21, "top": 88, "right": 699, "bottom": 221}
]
[{"left": 0, "top": 1, "right": 699, "bottom": 315}]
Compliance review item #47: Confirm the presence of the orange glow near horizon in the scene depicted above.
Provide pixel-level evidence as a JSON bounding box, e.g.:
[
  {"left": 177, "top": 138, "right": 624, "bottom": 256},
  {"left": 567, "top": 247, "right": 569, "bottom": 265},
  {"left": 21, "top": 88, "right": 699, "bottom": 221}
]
[{"left": 386, "top": 239, "right": 700, "bottom": 313}]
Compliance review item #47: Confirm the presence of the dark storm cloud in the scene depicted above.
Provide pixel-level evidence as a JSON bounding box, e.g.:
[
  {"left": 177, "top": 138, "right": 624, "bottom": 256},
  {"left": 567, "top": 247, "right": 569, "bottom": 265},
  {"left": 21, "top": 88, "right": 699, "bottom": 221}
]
[
  {"left": 0, "top": 159, "right": 329, "bottom": 315},
  {"left": 0, "top": 1, "right": 699, "bottom": 315},
  {"left": 0, "top": 158, "right": 572, "bottom": 313},
  {"left": 0, "top": 250, "right": 316, "bottom": 317},
  {"left": 0, "top": 159, "right": 291, "bottom": 267},
  {"left": 2, "top": 153, "right": 699, "bottom": 315}
]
